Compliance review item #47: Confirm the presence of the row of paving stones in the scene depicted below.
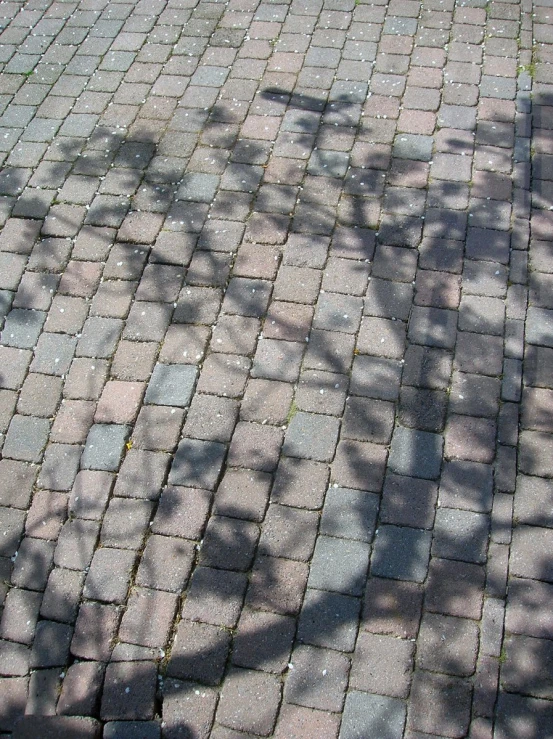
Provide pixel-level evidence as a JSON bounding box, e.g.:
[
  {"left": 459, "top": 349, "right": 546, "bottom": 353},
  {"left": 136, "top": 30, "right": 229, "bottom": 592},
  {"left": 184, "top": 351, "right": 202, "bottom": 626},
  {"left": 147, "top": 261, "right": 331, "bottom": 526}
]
[
  {"left": 0, "top": 0, "right": 551, "bottom": 736},
  {"left": 498, "top": 1, "right": 553, "bottom": 734}
]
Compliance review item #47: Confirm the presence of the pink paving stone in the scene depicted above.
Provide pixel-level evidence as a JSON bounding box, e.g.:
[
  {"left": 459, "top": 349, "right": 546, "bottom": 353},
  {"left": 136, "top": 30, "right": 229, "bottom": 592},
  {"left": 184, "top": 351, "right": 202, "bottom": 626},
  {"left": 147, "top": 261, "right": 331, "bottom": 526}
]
[
  {"left": 117, "top": 212, "right": 164, "bottom": 244},
  {"left": 216, "top": 667, "right": 281, "bottom": 735},
  {"left": 71, "top": 602, "right": 119, "bottom": 662},
  {"left": 233, "top": 244, "right": 281, "bottom": 280},
  {"left": 69, "top": 470, "right": 114, "bottom": 520},
  {"left": 94, "top": 381, "right": 144, "bottom": 424},
  {"left": 26, "top": 667, "right": 62, "bottom": 715},
  {"left": 24, "top": 490, "right": 68, "bottom": 540},
  {"left": 398, "top": 109, "right": 437, "bottom": 135},
  {"left": 362, "top": 578, "right": 424, "bottom": 639},
  {"left": 0, "top": 677, "right": 28, "bottom": 732},
  {"left": 40, "top": 568, "right": 85, "bottom": 624},
  {"left": 273, "top": 703, "right": 340, "bottom": 739},
  {"left": 162, "top": 679, "right": 218, "bottom": 738},
  {"left": 0, "top": 460, "right": 37, "bottom": 509},
  {"left": 349, "top": 632, "right": 415, "bottom": 698},
  {"left": 101, "top": 661, "right": 157, "bottom": 721},
  {"left": 0, "top": 640, "right": 30, "bottom": 677},
  {"left": 1, "top": 588, "right": 42, "bottom": 645},
  {"left": 263, "top": 301, "right": 314, "bottom": 342},
  {"left": 152, "top": 486, "right": 211, "bottom": 540},
  {"left": 246, "top": 555, "right": 308, "bottom": 616},
  {"left": 58, "top": 261, "right": 103, "bottom": 298},
  {"left": 214, "top": 467, "right": 272, "bottom": 522},
  {"left": 111, "top": 340, "right": 158, "bottom": 381},
  {"left": 241, "top": 115, "right": 281, "bottom": 140},
  {"left": 119, "top": 587, "right": 178, "bottom": 648},
  {"left": 50, "top": 400, "right": 95, "bottom": 444},
  {"left": 57, "top": 662, "right": 105, "bottom": 716},
  {"left": 445, "top": 415, "right": 497, "bottom": 463},
  {"left": 135, "top": 534, "right": 195, "bottom": 593}
]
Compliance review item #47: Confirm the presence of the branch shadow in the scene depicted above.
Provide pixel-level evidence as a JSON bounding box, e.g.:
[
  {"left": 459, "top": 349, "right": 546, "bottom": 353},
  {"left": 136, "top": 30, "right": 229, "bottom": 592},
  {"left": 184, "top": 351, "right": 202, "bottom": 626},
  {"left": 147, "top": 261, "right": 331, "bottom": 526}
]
[{"left": 0, "top": 35, "right": 551, "bottom": 739}]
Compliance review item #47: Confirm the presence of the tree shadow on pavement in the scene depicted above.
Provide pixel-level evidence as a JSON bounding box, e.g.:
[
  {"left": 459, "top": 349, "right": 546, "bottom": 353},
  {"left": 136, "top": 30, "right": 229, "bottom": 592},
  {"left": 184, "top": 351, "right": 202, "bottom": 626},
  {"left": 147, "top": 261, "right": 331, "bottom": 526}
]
[{"left": 0, "top": 76, "right": 551, "bottom": 739}]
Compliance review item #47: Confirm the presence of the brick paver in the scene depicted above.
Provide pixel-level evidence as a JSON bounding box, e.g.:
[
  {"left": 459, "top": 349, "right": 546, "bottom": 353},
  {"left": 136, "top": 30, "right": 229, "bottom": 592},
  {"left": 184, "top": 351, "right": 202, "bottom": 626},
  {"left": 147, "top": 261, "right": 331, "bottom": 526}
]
[{"left": 0, "top": 0, "right": 547, "bottom": 735}]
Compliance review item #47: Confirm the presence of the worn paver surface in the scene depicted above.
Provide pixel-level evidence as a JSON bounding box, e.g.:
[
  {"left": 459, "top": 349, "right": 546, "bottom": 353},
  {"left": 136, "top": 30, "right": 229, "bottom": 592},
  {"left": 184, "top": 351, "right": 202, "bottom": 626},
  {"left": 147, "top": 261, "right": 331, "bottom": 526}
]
[{"left": 0, "top": 0, "right": 551, "bottom": 736}]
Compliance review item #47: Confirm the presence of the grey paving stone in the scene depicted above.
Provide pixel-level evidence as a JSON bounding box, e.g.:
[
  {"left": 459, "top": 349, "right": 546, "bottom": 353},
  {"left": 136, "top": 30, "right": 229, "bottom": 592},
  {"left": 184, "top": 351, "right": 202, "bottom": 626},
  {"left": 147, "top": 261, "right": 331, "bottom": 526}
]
[
  {"left": 526, "top": 306, "right": 553, "bottom": 348},
  {"left": 433, "top": 507, "right": 490, "bottom": 564},
  {"left": 251, "top": 338, "right": 304, "bottom": 382},
  {"left": 76, "top": 316, "right": 123, "bottom": 358},
  {"left": 222, "top": 277, "right": 272, "bottom": 318},
  {"left": 510, "top": 525, "right": 553, "bottom": 582},
  {"left": 81, "top": 424, "right": 130, "bottom": 471},
  {"left": 284, "top": 644, "right": 349, "bottom": 713},
  {"left": 350, "top": 355, "right": 403, "bottom": 400},
  {"left": 38, "top": 443, "right": 82, "bottom": 491},
  {"left": 177, "top": 172, "right": 220, "bottom": 202},
  {"left": 103, "top": 722, "right": 161, "bottom": 739},
  {"left": 417, "top": 612, "right": 479, "bottom": 677},
  {"left": 393, "top": 133, "right": 433, "bottom": 161},
  {"left": 458, "top": 295, "right": 505, "bottom": 336},
  {"left": 408, "top": 306, "right": 457, "bottom": 349},
  {"left": 258, "top": 504, "right": 318, "bottom": 562},
  {"left": 30, "top": 333, "right": 76, "bottom": 376},
  {"left": 495, "top": 693, "right": 553, "bottom": 739},
  {"left": 364, "top": 278, "right": 413, "bottom": 321},
  {"left": 371, "top": 525, "right": 432, "bottom": 583},
  {"left": 407, "top": 671, "right": 472, "bottom": 737},
  {"left": 506, "top": 578, "right": 553, "bottom": 641},
  {"left": 30, "top": 620, "right": 73, "bottom": 668},
  {"left": 11, "top": 716, "right": 102, "bottom": 739},
  {"left": 167, "top": 619, "right": 231, "bottom": 686},
  {"left": 514, "top": 475, "right": 553, "bottom": 527},
  {"left": 342, "top": 396, "right": 395, "bottom": 443},
  {"left": 308, "top": 535, "right": 370, "bottom": 596},
  {"left": 304, "top": 329, "right": 355, "bottom": 375},
  {"left": 439, "top": 460, "right": 494, "bottom": 513},
  {"left": 283, "top": 412, "right": 340, "bottom": 462},
  {"left": 3, "top": 415, "right": 50, "bottom": 463},
  {"left": 169, "top": 438, "right": 226, "bottom": 490},
  {"left": 388, "top": 425, "right": 444, "bottom": 480},
  {"left": 340, "top": 691, "right": 406, "bottom": 739},
  {"left": 320, "top": 487, "right": 379, "bottom": 542},
  {"left": 1, "top": 308, "right": 46, "bottom": 348},
  {"left": 313, "top": 292, "right": 363, "bottom": 334},
  {"left": 502, "top": 634, "right": 553, "bottom": 700},
  {"left": 11, "top": 530, "right": 55, "bottom": 589},
  {"left": 299, "top": 585, "right": 361, "bottom": 653},
  {"left": 308, "top": 149, "right": 349, "bottom": 177},
  {"left": 144, "top": 364, "right": 197, "bottom": 407},
  {"left": 438, "top": 103, "right": 476, "bottom": 130}
]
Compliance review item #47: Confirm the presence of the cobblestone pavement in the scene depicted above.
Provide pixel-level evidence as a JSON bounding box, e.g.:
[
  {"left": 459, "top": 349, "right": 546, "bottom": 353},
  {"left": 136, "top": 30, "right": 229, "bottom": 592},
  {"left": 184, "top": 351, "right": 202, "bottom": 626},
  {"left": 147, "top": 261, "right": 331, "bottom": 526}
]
[{"left": 0, "top": 0, "right": 552, "bottom": 736}]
